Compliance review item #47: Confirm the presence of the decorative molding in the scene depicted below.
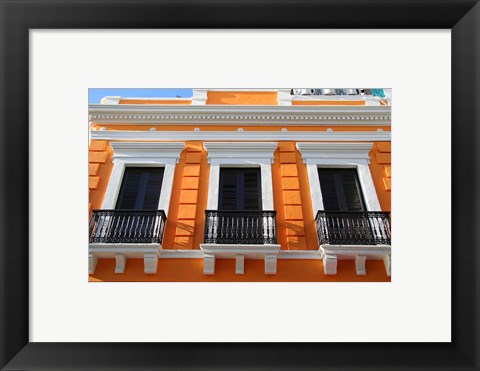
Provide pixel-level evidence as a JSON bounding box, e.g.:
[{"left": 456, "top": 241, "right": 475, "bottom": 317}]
[
  {"left": 90, "top": 129, "right": 391, "bottom": 142},
  {"left": 101, "top": 142, "right": 184, "bottom": 215},
  {"left": 297, "top": 142, "right": 381, "bottom": 213},
  {"left": 296, "top": 142, "right": 374, "bottom": 164},
  {"left": 204, "top": 142, "right": 278, "bottom": 164},
  {"left": 89, "top": 104, "right": 391, "bottom": 126},
  {"left": 110, "top": 248, "right": 325, "bottom": 260},
  {"left": 110, "top": 142, "right": 185, "bottom": 162},
  {"left": 203, "top": 142, "right": 277, "bottom": 210}
]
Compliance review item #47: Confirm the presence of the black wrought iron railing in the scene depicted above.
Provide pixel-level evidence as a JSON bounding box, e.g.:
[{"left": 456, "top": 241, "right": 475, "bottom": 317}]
[
  {"left": 89, "top": 210, "right": 167, "bottom": 244},
  {"left": 315, "top": 211, "right": 391, "bottom": 246},
  {"left": 204, "top": 210, "right": 277, "bottom": 244}
]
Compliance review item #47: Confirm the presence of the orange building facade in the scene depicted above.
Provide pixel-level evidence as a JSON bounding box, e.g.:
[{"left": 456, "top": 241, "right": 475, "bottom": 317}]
[{"left": 88, "top": 89, "right": 391, "bottom": 282}]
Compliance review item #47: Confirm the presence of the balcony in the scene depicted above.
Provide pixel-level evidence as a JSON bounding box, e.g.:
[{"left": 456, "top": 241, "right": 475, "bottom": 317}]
[
  {"left": 315, "top": 211, "right": 391, "bottom": 276},
  {"left": 88, "top": 210, "right": 167, "bottom": 274},
  {"left": 201, "top": 210, "right": 280, "bottom": 275},
  {"left": 89, "top": 209, "right": 167, "bottom": 244},
  {"left": 315, "top": 211, "right": 391, "bottom": 246},
  {"left": 204, "top": 210, "right": 277, "bottom": 245}
]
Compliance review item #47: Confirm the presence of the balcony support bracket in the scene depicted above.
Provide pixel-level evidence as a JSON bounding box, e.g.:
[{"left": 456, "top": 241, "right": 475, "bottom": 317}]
[
  {"left": 200, "top": 244, "right": 281, "bottom": 275},
  {"left": 89, "top": 253, "right": 98, "bottom": 274},
  {"left": 144, "top": 253, "right": 158, "bottom": 274},
  {"left": 115, "top": 253, "right": 127, "bottom": 274},
  {"left": 323, "top": 254, "right": 338, "bottom": 275},
  {"left": 265, "top": 254, "right": 277, "bottom": 275},
  {"left": 204, "top": 254, "right": 215, "bottom": 275},
  {"left": 384, "top": 254, "right": 391, "bottom": 276},
  {"left": 355, "top": 255, "right": 367, "bottom": 275},
  {"left": 236, "top": 255, "right": 245, "bottom": 275}
]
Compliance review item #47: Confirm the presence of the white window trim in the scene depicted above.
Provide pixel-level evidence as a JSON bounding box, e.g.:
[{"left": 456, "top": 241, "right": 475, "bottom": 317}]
[
  {"left": 101, "top": 142, "right": 184, "bottom": 216},
  {"left": 297, "top": 142, "right": 389, "bottom": 277},
  {"left": 203, "top": 142, "right": 278, "bottom": 211},
  {"left": 201, "top": 142, "right": 280, "bottom": 275},
  {"left": 90, "top": 142, "right": 184, "bottom": 275},
  {"left": 296, "top": 142, "right": 381, "bottom": 216}
]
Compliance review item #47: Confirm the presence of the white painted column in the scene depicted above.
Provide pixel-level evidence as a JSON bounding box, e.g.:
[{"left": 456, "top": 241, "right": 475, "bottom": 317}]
[
  {"left": 357, "top": 164, "right": 381, "bottom": 211},
  {"left": 260, "top": 162, "right": 274, "bottom": 210},
  {"left": 305, "top": 162, "right": 324, "bottom": 217},
  {"left": 192, "top": 89, "right": 207, "bottom": 105},
  {"left": 207, "top": 164, "right": 220, "bottom": 210},
  {"left": 101, "top": 161, "right": 125, "bottom": 209},
  {"left": 158, "top": 161, "right": 176, "bottom": 216},
  {"left": 277, "top": 89, "right": 293, "bottom": 106}
]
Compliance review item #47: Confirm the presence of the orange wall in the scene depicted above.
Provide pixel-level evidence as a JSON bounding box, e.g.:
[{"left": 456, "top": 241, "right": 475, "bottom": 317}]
[
  {"left": 292, "top": 100, "right": 365, "bottom": 106},
  {"left": 88, "top": 141, "right": 114, "bottom": 215},
  {"left": 206, "top": 91, "right": 278, "bottom": 105},
  {"left": 119, "top": 99, "right": 191, "bottom": 105},
  {"left": 90, "top": 258, "right": 390, "bottom": 282},
  {"left": 89, "top": 140, "right": 391, "bottom": 250}
]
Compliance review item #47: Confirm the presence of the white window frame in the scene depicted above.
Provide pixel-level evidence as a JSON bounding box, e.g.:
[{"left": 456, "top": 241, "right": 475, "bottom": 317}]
[
  {"left": 203, "top": 142, "right": 278, "bottom": 211},
  {"left": 101, "top": 142, "right": 184, "bottom": 216},
  {"left": 200, "top": 142, "right": 280, "bottom": 275},
  {"left": 296, "top": 142, "right": 381, "bottom": 217},
  {"left": 296, "top": 142, "right": 389, "bottom": 277}
]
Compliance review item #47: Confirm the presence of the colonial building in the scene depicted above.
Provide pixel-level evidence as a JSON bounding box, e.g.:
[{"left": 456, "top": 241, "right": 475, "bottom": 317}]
[{"left": 88, "top": 89, "right": 391, "bottom": 282}]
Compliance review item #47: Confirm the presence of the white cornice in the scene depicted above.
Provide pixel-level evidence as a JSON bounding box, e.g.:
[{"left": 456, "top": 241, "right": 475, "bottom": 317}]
[
  {"left": 110, "top": 142, "right": 184, "bottom": 161},
  {"left": 89, "top": 104, "right": 391, "bottom": 126},
  {"left": 90, "top": 129, "right": 391, "bottom": 142},
  {"left": 204, "top": 142, "right": 278, "bottom": 164},
  {"left": 296, "top": 142, "right": 374, "bottom": 164}
]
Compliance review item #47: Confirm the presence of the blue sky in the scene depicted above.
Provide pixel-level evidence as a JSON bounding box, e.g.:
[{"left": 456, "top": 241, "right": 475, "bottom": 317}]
[{"left": 89, "top": 88, "right": 193, "bottom": 104}]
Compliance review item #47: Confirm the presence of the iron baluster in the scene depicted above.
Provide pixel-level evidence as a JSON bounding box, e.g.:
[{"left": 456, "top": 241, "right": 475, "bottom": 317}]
[{"left": 204, "top": 210, "right": 277, "bottom": 245}]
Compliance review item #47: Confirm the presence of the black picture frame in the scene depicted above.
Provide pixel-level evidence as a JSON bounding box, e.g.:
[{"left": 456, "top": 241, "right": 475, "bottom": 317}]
[{"left": 1, "top": 1, "right": 479, "bottom": 370}]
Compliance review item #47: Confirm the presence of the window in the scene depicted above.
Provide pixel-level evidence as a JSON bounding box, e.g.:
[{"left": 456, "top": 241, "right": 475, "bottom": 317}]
[
  {"left": 296, "top": 142, "right": 381, "bottom": 214},
  {"left": 318, "top": 168, "right": 366, "bottom": 212},
  {"left": 219, "top": 168, "right": 262, "bottom": 210},
  {"left": 116, "top": 167, "right": 164, "bottom": 210}
]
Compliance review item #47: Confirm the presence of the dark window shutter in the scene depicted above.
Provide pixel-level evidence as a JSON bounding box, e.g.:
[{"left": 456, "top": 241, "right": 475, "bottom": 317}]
[
  {"left": 317, "top": 171, "right": 340, "bottom": 211},
  {"left": 116, "top": 167, "right": 164, "bottom": 210},
  {"left": 219, "top": 169, "right": 237, "bottom": 210},
  {"left": 318, "top": 168, "right": 365, "bottom": 212},
  {"left": 219, "top": 168, "right": 261, "bottom": 210},
  {"left": 341, "top": 171, "right": 364, "bottom": 212},
  {"left": 243, "top": 169, "right": 261, "bottom": 210}
]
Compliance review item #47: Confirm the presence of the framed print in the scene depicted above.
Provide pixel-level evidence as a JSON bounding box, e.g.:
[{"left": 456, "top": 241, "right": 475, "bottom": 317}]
[{"left": 1, "top": 0, "right": 479, "bottom": 370}]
